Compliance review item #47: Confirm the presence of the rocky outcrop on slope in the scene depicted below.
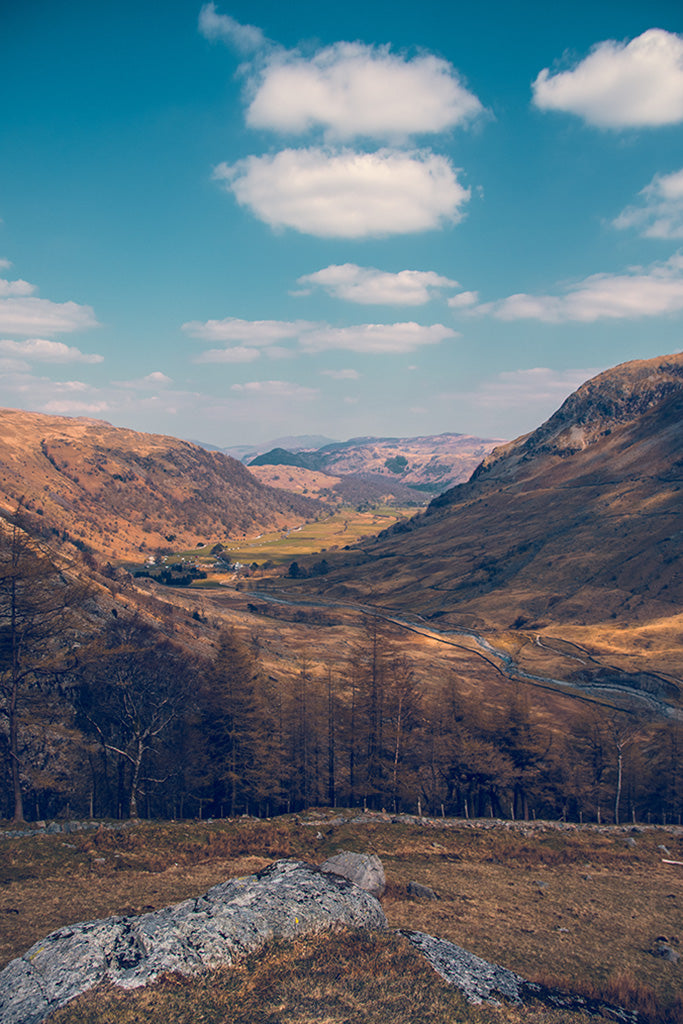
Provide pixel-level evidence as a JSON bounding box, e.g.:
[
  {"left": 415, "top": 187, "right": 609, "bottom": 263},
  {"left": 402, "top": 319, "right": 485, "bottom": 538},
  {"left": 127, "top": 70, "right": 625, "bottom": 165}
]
[
  {"left": 471, "top": 351, "right": 683, "bottom": 478},
  {"left": 0, "top": 859, "right": 387, "bottom": 1024}
]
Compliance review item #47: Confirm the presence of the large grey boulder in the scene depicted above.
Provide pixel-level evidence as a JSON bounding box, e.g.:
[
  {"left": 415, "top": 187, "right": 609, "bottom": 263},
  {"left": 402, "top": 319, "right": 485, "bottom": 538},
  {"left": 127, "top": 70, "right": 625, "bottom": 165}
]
[
  {"left": 0, "top": 859, "right": 387, "bottom": 1024},
  {"left": 319, "top": 850, "right": 386, "bottom": 897}
]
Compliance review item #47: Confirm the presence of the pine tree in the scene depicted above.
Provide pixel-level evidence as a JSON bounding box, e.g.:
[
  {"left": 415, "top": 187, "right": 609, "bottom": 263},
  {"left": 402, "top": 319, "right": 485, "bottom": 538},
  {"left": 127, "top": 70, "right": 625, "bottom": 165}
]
[{"left": 0, "top": 513, "right": 88, "bottom": 822}]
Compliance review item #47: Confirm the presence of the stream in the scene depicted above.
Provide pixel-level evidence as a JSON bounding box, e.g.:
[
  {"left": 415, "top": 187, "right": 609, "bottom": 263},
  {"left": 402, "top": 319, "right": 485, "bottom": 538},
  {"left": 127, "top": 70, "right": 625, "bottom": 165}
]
[{"left": 245, "top": 586, "right": 683, "bottom": 720}]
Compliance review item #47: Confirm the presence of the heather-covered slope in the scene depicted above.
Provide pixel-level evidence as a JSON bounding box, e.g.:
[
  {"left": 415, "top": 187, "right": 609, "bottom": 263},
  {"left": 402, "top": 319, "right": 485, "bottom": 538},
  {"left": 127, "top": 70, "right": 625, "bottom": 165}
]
[
  {"left": 0, "top": 409, "right": 321, "bottom": 559},
  {"left": 309, "top": 353, "right": 683, "bottom": 633}
]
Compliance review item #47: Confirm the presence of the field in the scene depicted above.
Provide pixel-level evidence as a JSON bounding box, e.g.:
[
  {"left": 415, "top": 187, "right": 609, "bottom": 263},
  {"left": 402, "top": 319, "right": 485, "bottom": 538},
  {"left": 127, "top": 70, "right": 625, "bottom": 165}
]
[
  {"left": 206, "top": 506, "right": 421, "bottom": 566},
  {"left": 2, "top": 813, "right": 682, "bottom": 1023},
  {"left": 126, "top": 506, "right": 423, "bottom": 579}
]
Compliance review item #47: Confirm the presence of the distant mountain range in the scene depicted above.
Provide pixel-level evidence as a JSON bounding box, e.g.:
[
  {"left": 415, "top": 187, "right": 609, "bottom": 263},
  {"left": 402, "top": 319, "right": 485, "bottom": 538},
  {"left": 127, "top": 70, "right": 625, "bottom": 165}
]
[
  {"left": 200, "top": 435, "right": 339, "bottom": 462},
  {"left": 0, "top": 410, "right": 321, "bottom": 560},
  {"left": 298, "top": 353, "right": 683, "bottom": 639},
  {"left": 247, "top": 432, "right": 504, "bottom": 494}
]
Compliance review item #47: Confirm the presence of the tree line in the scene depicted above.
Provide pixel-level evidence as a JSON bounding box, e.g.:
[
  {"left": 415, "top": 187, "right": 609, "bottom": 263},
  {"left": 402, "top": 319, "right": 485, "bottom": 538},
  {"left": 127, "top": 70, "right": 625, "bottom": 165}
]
[{"left": 1, "top": 516, "right": 681, "bottom": 826}]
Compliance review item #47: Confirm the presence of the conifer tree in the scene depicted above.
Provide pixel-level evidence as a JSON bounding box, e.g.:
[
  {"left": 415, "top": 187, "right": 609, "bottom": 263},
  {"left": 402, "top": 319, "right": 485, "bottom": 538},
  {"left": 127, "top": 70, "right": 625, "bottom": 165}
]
[{"left": 0, "top": 513, "right": 87, "bottom": 822}]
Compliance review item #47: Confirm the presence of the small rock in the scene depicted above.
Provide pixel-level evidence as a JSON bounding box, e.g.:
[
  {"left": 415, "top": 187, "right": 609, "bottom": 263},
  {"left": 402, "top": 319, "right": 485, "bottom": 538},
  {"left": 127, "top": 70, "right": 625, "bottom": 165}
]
[
  {"left": 653, "top": 938, "right": 681, "bottom": 963},
  {"left": 625, "top": 837, "right": 636, "bottom": 848},
  {"left": 407, "top": 881, "right": 438, "bottom": 900},
  {"left": 319, "top": 851, "right": 386, "bottom": 898}
]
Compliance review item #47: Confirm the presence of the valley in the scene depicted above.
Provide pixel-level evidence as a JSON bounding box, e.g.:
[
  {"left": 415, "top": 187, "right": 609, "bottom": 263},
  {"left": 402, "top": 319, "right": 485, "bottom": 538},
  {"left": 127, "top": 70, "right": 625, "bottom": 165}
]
[
  {"left": 0, "top": 354, "right": 681, "bottom": 836},
  {"left": 1, "top": 352, "right": 683, "bottom": 1022}
]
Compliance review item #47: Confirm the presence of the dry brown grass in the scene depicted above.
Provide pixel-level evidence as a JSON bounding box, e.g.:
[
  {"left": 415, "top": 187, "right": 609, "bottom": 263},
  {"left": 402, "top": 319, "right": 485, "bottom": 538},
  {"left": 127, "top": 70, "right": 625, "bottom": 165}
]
[
  {"left": 47, "top": 928, "right": 593, "bottom": 1024},
  {"left": 3, "top": 814, "right": 682, "bottom": 1022}
]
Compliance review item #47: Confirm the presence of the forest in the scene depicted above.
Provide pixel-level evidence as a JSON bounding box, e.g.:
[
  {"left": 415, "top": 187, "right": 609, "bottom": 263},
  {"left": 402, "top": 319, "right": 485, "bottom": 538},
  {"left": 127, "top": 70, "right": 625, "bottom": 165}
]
[{"left": 1, "top": 516, "right": 681, "bottom": 828}]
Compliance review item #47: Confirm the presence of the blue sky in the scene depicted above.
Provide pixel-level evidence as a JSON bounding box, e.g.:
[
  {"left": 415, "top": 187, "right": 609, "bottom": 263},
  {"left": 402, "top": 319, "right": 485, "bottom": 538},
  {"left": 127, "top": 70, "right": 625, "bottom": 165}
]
[{"left": 1, "top": 0, "right": 682, "bottom": 446}]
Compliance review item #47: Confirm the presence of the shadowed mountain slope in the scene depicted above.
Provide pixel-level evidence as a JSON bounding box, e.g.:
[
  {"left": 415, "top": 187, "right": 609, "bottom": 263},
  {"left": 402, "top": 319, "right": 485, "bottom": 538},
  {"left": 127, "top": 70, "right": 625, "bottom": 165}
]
[
  {"left": 0, "top": 409, "right": 321, "bottom": 560},
  {"left": 307, "top": 353, "right": 683, "bottom": 632}
]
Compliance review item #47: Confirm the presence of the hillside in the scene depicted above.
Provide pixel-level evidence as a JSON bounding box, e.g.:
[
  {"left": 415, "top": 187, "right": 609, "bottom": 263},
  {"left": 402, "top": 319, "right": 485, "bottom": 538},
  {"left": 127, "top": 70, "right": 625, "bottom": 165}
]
[
  {"left": 249, "top": 433, "right": 502, "bottom": 490},
  {"left": 0, "top": 409, "right": 322, "bottom": 560},
  {"left": 293, "top": 353, "right": 683, "bottom": 659},
  {"left": 247, "top": 463, "right": 424, "bottom": 507}
]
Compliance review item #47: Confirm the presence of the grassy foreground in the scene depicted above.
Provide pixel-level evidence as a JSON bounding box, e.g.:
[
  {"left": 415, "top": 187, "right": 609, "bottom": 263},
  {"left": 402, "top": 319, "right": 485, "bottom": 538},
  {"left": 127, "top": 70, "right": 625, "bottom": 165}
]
[{"left": 2, "top": 812, "right": 682, "bottom": 1023}]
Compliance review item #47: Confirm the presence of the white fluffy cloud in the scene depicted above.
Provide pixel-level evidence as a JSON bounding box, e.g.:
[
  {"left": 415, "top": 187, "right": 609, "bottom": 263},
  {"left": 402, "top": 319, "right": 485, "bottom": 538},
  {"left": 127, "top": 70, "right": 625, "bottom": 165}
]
[
  {"left": 246, "top": 41, "right": 483, "bottom": 141},
  {"left": 0, "top": 338, "right": 103, "bottom": 363},
  {"left": 43, "top": 399, "right": 110, "bottom": 415},
  {"left": 300, "top": 322, "right": 458, "bottom": 354},
  {"left": 532, "top": 29, "right": 683, "bottom": 128},
  {"left": 297, "top": 264, "right": 459, "bottom": 305},
  {"left": 0, "top": 278, "right": 36, "bottom": 297},
  {"left": 473, "top": 254, "right": 683, "bottom": 322},
  {"left": 196, "top": 346, "right": 261, "bottom": 364},
  {"left": 183, "top": 317, "right": 315, "bottom": 344},
  {"left": 447, "top": 290, "right": 479, "bottom": 309},
  {"left": 198, "top": 2, "right": 266, "bottom": 54},
  {"left": 0, "top": 296, "right": 99, "bottom": 335},
  {"left": 614, "top": 167, "right": 683, "bottom": 239},
  {"left": 185, "top": 315, "right": 457, "bottom": 358},
  {"left": 214, "top": 148, "right": 470, "bottom": 238}
]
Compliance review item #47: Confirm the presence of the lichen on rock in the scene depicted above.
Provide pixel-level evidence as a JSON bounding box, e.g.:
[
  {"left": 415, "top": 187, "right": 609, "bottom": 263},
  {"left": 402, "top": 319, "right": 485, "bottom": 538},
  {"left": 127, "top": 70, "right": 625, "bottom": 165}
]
[{"left": 0, "top": 859, "right": 387, "bottom": 1024}]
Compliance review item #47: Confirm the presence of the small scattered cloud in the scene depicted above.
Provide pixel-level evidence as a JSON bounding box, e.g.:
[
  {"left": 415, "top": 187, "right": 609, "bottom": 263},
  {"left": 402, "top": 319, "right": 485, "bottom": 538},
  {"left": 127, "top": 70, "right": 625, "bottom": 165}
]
[
  {"left": 43, "top": 399, "right": 110, "bottom": 415},
  {"left": 532, "top": 29, "right": 683, "bottom": 128},
  {"left": 186, "top": 315, "right": 458, "bottom": 359},
  {"left": 447, "top": 290, "right": 479, "bottom": 309},
  {"left": 119, "top": 371, "right": 173, "bottom": 389},
  {"left": 321, "top": 368, "right": 360, "bottom": 380},
  {"left": 296, "top": 264, "right": 459, "bottom": 305},
  {"left": 183, "top": 316, "right": 315, "bottom": 344},
  {"left": 0, "top": 296, "right": 99, "bottom": 335},
  {"left": 245, "top": 41, "right": 483, "bottom": 141},
  {"left": 195, "top": 346, "right": 261, "bottom": 364},
  {"left": 300, "top": 322, "right": 459, "bottom": 354},
  {"left": 215, "top": 147, "right": 470, "bottom": 238},
  {"left": 0, "top": 260, "right": 12, "bottom": 271},
  {"left": 198, "top": 3, "right": 266, "bottom": 54},
  {"left": 143, "top": 371, "right": 172, "bottom": 386},
  {"left": 0, "top": 278, "right": 36, "bottom": 297},
  {"left": 471, "top": 254, "right": 683, "bottom": 322},
  {"left": 231, "top": 380, "right": 318, "bottom": 399},
  {"left": 0, "top": 338, "right": 103, "bottom": 363},
  {"left": 614, "top": 167, "right": 683, "bottom": 239}
]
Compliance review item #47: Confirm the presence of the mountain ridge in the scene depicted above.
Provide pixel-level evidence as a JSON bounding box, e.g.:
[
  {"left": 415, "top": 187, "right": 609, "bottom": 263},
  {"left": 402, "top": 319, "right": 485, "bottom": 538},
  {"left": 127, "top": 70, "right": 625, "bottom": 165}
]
[
  {"left": 0, "top": 408, "right": 321, "bottom": 560},
  {"left": 292, "top": 353, "right": 683, "bottom": 657},
  {"left": 248, "top": 431, "right": 503, "bottom": 493}
]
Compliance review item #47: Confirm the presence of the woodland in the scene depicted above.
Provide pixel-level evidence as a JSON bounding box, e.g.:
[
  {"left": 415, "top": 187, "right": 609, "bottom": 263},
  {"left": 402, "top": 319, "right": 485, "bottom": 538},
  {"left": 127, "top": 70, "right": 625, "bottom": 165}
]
[{"left": 1, "top": 509, "right": 681, "bottom": 829}]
